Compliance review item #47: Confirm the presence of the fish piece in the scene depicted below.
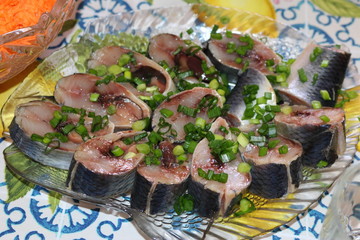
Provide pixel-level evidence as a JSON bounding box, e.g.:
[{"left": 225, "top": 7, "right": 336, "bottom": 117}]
[
  {"left": 67, "top": 131, "right": 146, "bottom": 198},
  {"left": 152, "top": 87, "right": 223, "bottom": 141},
  {"left": 205, "top": 33, "right": 281, "bottom": 83},
  {"left": 226, "top": 68, "right": 276, "bottom": 130},
  {"left": 275, "top": 42, "right": 351, "bottom": 107},
  {"left": 88, "top": 46, "right": 176, "bottom": 96},
  {"left": 188, "top": 117, "right": 251, "bottom": 218},
  {"left": 54, "top": 73, "right": 151, "bottom": 131},
  {"left": 131, "top": 141, "right": 190, "bottom": 215},
  {"left": 9, "top": 100, "right": 114, "bottom": 170},
  {"left": 242, "top": 136, "right": 303, "bottom": 199},
  {"left": 148, "top": 33, "right": 218, "bottom": 83},
  {"left": 274, "top": 105, "right": 346, "bottom": 167}
]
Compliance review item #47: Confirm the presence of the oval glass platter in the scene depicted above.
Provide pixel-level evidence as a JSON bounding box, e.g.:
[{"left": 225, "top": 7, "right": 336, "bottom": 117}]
[{"left": 2, "top": 4, "right": 360, "bottom": 240}]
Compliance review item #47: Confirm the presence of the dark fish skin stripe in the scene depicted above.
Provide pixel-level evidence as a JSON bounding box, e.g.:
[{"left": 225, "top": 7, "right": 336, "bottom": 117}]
[
  {"left": 290, "top": 158, "right": 302, "bottom": 188},
  {"left": 249, "top": 163, "right": 288, "bottom": 199},
  {"left": 67, "top": 158, "right": 135, "bottom": 198},
  {"left": 188, "top": 179, "right": 220, "bottom": 218},
  {"left": 131, "top": 171, "right": 189, "bottom": 215},
  {"left": 130, "top": 172, "right": 151, "bottom": 212},
  {"left": 276, "top": 121, "right": 338, "bottom": 167}
]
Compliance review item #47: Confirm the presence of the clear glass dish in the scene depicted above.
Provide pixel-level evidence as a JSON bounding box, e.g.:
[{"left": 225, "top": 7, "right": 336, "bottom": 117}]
[
  {"left": 0, "top": 0, "right": 75, "bottom": 84},
  {"left": 2, "top": 4, "right": 360, "bottom": 239}
]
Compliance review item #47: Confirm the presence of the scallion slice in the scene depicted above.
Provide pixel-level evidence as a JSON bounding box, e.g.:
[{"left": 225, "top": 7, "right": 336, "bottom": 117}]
[
  {"left": 111, "top": 146, "right": 125, "bottom": 157},
  {"left": 278, "top": 145, "right": 288, "bottom": 154},
  {"left": 311, "top": 100, "right": 322, "bottom": 109},
  {"left": 136, "top": 143, "right": 151, "bottom": 154},
  {"left": 89, "top": 93, "right": 100, "bottom": 102},
  {"left": 319, "top": 115, "right": 330, "bottom": 123},
  {"left": 160, "top": 108, "right": 174, "bottom": 118}
]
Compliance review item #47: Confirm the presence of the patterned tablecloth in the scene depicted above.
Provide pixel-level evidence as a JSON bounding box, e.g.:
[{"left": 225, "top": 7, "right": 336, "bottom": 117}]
[{"left": 1, "top": 0, "right": 360, "bottom": 239}]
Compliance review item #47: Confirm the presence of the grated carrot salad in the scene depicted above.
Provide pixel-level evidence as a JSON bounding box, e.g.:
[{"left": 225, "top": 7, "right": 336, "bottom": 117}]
[{"left": 0, "top": 0, "right": 57, "bottom": 35}]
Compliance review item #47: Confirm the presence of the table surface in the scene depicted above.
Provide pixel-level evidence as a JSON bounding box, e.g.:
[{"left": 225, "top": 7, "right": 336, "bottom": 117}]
[{"left": 1, "top": 0, "right": 360, "bottom": 239}]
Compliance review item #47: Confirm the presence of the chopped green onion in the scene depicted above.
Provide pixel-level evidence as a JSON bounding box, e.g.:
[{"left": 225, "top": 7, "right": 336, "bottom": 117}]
[
  {"left": 118, "top": 54, "right": 131, "bottom": 66},
  {"left": 108, "top": 65, "right": 123, "bottom": 75},
  {"left": 177, "top": 105, "right": 198, "bottom": 118},
  {"left": 319, "top": 115, "right": 330, "bottom": 123},
  {"left": 298, "top": 68, "right": 308, "bottom": 83},
  {"left": 311, "top": 100, "right": 322, "bottom": 109},
  {"left": 136, "top": 143, "right": 151, "bottom": 154},
  {"left": 225, "top": 30, "right": 233, "bottom": 38},
  {"left": 321, "top": 60, "right": 329, "bottom": 67},
  {"left": 177, "top": 154, "right": 188, "bottom": 163},
  {"left": 347, "top": 90, "right": 359, "bottom": 99},
  {"left": 111, "top": 146, "right": 125, "bottom": 157},
  {"left": 173, "top": 194, "right": 194, "bottom": 215},
  {"left": 235, "top": 57, "right": 242, "bottom": 64},
  {"left": 137, "top": 83, "right": 146, "bottom": 92},
  {"left": 281, "top": 106, "right": 293, "bottom": 115},
  {"left": 106, "top": 105, "right": 117, "bottom": 115},
  {"left": 93, "top": 65, "right": 107, "bottom": 76},
  {"left": 259, "top": 146, "right": 268, "bottom": 156},
  {"left": 207, "top": 106, "right": 222, "bottom": 119},
  {"left": 61, "top": 124, "right": 76, "bottom": 135},
  {"left": 312, "top": 73, "right": 319, "bottom": 85},
  {"left": 237, "top": 162, "right": 251, "bottom": 173},
  {"left": 234, "top": 198, "right": 256, "bottom": 216},
  {"left": 186, "top": 28, "right": 194, "bottom": 34},
  {"left": 310, "top": 47, "right": 323, "bottom": 62},
  {"left": 183, "top": 141, "right": 198, "bottom": 154},
  {"left": 124, "top": 152, "right": 136, "bottom": 160},
  {"left": 148, "top": 131, "right": 163, "bottom": 144},
  {"left": 264, "top": 92, "right": 272, "bottom": 100},
  {"left": 123, "top": 137, "right": 133, "bottom": 145},
  {"left": 214, "top": 134, "right": 224, "bottom": 140},
  {"left": 209, "top": 79, "right": 219, "bottom": 90},
  {"left": 173, "top": 145, "right": 185, "bottom": 156},
  {"left": 90, "top": 93, "right": 100, "bottom": 102},
  {"left": 268, "top": 139, "right": 280, "bottom": 148},
  {"left": 265, "top": 59, "right": 275, "bottom": 67},
  {"left": 134, "top": 132, "right": 148, "bottom": 142},
  {"left": 320, "top": 90, "right": 331, "bottom": 100},
  {"left": 237, "top": 133, "right": 249, "bottom": 147},
  {"left": 195, "top": 117, "right": 206, "bottom": 129},
  {"left": 146, "top": 86, "right": 159, "bottom": 93},
  {"left": 278, "top": 145, "right": 288, "bottom": 154},
  {"left": 31, "top": 134, "right": 43, "bottom": 142},
  {"left": 217, "top": 89, "right": 226, "bottom": 96},
  {"left": 317, "top": 160, "right": 328, "bottom": 168},
  {"left": 132, "top": 119, "right": 148, "bottom": 131},
  {"left": 124, "top": 70, "right": 132, "bottom": 80},
  {"left": 160, "top": 108, "right": 174, "bottom": 118}
]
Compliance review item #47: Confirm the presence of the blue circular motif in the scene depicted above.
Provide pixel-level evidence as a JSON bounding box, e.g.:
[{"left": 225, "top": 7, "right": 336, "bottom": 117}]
[
  {"left": 30, "top": 186, "right": 99, "bottom": 233},
  {"left": 291, "top": 24, "right": 334, "bottom": 45},
  {"left": 25, "top": 231, "right": 45, "bottom": 240},
  {"left": 76, "top": 0, "right": 133, "bottom": 30}
]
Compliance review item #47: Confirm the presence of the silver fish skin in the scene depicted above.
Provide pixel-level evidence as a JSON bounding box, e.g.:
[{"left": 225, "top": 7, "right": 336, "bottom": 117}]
[
  {"left": 67, "top": 131, "right": 146, "bottom": 198},
  {"left": 226, "top": 68, "right": 276, "bottom": 128},
  {"left": 188, "top": 117, "right": 251, "bottom": 218},
  {"left": 276, "top": 42, "right": 351, "bottom": 107},
  {"left": 130, "top": 141, "right": 190, "bottom": 215},
  {"left": 242, "top": 136, "right": 303, "bottom": 199},
  {"left": 274, "top": 105, "right": 346, "bottom": 167}
]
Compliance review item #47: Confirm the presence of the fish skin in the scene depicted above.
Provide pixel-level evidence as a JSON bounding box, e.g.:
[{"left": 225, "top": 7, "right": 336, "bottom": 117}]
[
  {"left": 274, "top": 106, "right": 346, "bottom": 167},
  {"left": 187, "top": 179, "right": 221, "bottom": 218},
  {"left": 67, "top": 159, "right": 136, "bottom": 198},
  {"left": 276, "top": 42, "right": 351, "bottom": 107},
  {"left": 131, "top": 172, "right": 189, "bottom": 215},
  {"left": 226, "top": 68, "right": 276, "bottom": 121},
  {"left": 249, "top": 163, "right": 288, "bottom": 199},
  {"left": 9, "top": 119, "right": 73, "bottom": 170}
]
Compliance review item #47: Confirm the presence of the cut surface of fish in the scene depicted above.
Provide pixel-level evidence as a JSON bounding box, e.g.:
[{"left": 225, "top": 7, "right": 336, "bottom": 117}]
[
  {"left": 275, "top": 42, "right": 351, "bottom": 107},
  {"left": 152, "top": 87, "right": 223, "bottom": 141},
  {"left": 206, "top": 33, "right": 281, "bottom": 83},
  {"left": 54, "top": 73, "right": 151, "bottom": 130},
  {"left": 9, "top": 100, "right": 114, "bottom": 170},
  {"left": 274, "top": 105, "right": 346, "bottom": 168},
  {"left": 88, "top": 45, "right": 176, "bottom": 96},
  {"left": 68, "top": 131, "right": 146, "bottom": 198}
]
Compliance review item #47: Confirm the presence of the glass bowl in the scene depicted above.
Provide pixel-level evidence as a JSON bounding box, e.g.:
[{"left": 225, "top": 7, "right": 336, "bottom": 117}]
[{"left": 0, "top": 0, "right": 75, "bottom": 84}]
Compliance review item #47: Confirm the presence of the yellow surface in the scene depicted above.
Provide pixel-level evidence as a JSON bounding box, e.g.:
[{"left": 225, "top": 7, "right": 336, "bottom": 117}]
[
  {"left": 204, "top": 0, "right": 276, "bottom": 19},
  {"left": 0, "top": 62, "right": 39, "bottom": 136}
]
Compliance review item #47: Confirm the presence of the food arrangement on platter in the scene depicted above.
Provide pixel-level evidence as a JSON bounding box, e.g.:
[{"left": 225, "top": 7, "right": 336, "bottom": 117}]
[{"left": 2, "top": 5, "right": 360, "bottom": 240}]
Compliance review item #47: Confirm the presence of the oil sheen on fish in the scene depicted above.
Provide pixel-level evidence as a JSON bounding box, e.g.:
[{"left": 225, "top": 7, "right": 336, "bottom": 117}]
[
  {"left": 242, "top": 136, "right": 303, "bottom": 199},
  {"left": 274, "top": 105, "right": 346, "bottom": 167},
  {"left": 54, "top": 73, "right": 151, "bottom": 130},
  {"left": 131, "top": 141, "right": 190, "bottom": 215},
  {"left": 67, "top": 131, "right": 146, "bottom": 198},
  {"left": 275, "top": 42, "right": 351, "bottom": 107},
  {"left": 205, "top": 33, "right": 281, "bottom": 83},
  {"left": 152, "top": 87, "right": 223, "bottom": 141},
  {"left": 9, "top": 100, "right": 114, "bottom": 170},
  {"left": 188, "top": 117, "right": 251, "bottom": 218}
]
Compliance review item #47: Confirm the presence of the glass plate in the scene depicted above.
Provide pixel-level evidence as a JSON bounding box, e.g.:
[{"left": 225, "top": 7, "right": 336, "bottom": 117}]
[{"left": 2, "top": 4, "right": 360, "bottom": 239}]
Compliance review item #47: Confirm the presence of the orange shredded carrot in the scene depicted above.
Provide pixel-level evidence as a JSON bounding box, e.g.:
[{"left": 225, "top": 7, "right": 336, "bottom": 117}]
[{"left": 0, "top": 0, "right": 57, "bottom": 35}]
